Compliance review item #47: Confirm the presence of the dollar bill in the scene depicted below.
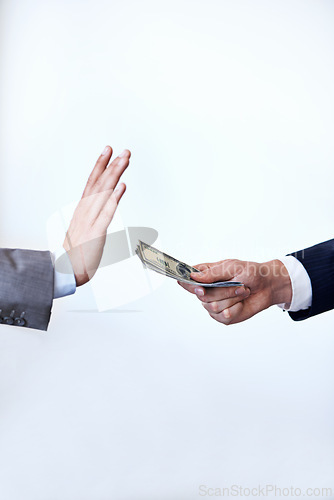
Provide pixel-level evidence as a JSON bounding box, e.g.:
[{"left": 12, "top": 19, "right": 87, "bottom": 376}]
[
  {"left": 136, "top": 240, "right": 244, "bottom": 288},
  {"left": 137, "top": 240, "right": 198, "bottom": 279}
]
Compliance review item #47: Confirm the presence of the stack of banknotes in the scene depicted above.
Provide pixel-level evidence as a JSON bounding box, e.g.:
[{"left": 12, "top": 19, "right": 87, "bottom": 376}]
[{"left": 136, "top": 240, "right": 243, "bottom": 288}]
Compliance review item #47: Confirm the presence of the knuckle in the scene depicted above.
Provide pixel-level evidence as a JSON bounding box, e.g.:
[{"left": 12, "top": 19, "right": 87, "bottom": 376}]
[{"left": 211, "top": 301, "right": 219, "bottom": 313}]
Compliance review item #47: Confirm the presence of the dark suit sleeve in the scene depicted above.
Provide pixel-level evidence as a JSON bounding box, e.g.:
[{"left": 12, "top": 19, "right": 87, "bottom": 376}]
[
  {"left": 288, "top": 239, "right": 334, "bottom": 321},
  {"left": 0, "top": 249, "right": 54, "bottom": 331}
]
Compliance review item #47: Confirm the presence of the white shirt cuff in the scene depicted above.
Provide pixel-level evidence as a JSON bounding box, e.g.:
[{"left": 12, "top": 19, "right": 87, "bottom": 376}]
[
  {"left": 277, "top": 255, "right": 312, "bottom": 312},
  {"left": 52, "top": 247, "right": 76, "bottom": 299}
]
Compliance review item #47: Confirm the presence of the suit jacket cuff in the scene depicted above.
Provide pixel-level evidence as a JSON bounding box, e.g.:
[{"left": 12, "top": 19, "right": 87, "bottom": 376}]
[{"left": 288, "top": 239, "right": 334, "bottom": 321}]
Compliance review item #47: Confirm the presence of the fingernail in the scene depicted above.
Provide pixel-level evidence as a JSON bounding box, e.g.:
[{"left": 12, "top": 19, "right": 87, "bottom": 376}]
[
  {"left": 235, "top": 286, "right": 245, "bottom": 296},
  {"left": 223, "top": 309, "right": 231, "bottom": 319},
  {"left": 119, "top": 149, "right": 128, "bottom": 157},
  {"left": 195, "top": 287, "right": 204, "bottom": 297},
  {"left": 101, "top": 146, "right": 110, "bottom": 155}
]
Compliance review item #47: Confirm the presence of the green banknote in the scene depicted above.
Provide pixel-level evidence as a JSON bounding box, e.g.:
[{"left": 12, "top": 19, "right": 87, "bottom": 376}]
[{"left": 136, "top": 240, "right": 243, "bottom": 288}]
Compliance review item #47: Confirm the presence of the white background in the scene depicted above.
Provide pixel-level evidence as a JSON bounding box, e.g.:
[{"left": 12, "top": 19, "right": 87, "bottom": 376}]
[{"left": 0, "top": 0, "right": 334, "bottom": 499}]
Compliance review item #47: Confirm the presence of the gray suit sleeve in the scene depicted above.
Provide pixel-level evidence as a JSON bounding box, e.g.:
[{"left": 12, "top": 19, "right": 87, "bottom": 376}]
[{"left": 0, "top": 249, "right": 54, "bottom": 331}]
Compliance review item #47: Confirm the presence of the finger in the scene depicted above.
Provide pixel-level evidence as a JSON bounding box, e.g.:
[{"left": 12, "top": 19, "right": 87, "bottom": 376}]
[
  {"left": 177, "top": 263, "right": 212, "bottom": 293},
  {"left": 93, "top": 149, "right": 131, "bottom": 194},
  {"left": 190, "top": 260, "right": 238, "bottom": 284},
  {"left": 83, "top": 146, "right": 113, "bottom": 197},
  {"left": 202, "top": 295, "right": 246, "bottom": 315},
  {"left": 194, "top": 285, "right": 250, "bottom": 303},
  {"left": 177, "top": 281, "right": 204, "bottom": 295},
  {"left": 209, "top": 301, "right": 244, "bottom": 325},
  {"left": 98, "top": 183, "right": 126, "bottom": 223},
  {"left": 83, "top": 149, "right": 130, "bottom": 220}
]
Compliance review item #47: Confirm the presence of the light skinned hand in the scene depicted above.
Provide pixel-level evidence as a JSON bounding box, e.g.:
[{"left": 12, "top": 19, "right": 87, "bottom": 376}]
[
  {"left": 178, "top": 259, "right": 292, "bottom": 325},
  {"left": 63, "top": 145, "right": 131, "bottom": 286}
]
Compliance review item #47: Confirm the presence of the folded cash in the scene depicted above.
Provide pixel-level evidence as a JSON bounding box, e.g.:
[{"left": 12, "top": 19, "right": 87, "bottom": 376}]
[{"left": 136, "top": 240, "right": 244, "bottom": 288}]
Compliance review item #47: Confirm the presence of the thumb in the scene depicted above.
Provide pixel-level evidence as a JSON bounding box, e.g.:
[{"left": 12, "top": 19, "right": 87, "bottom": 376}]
[
  {"left": 192, "top": 263, "right": 210, "bottom": 272},
  {"left": 190, "top": 260, "right": 237, "bottom": 284}
]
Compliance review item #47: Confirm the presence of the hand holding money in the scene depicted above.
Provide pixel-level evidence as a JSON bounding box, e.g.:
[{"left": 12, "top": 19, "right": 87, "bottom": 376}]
[
  {"left": 178, "top": 259, "right": 292, "bottom": 326},
  {"left": 136, "top": 241, "right": 244, "bottom": 288}
]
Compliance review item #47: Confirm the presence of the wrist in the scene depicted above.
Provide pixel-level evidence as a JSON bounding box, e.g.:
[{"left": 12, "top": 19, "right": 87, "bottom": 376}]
[{"left": 263, "top": 259, "right": 292, "bottom": 306}]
